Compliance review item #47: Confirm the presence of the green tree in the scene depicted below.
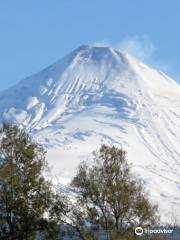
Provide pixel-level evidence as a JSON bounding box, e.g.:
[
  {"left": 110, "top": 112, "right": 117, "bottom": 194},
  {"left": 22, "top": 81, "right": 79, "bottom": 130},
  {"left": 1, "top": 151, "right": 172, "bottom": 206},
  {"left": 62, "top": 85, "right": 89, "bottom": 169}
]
[
  {"left": 71, "top": 145, "right": 159, "bottom": 240},
  {"left": 0, "top": 123, "right": 68, "bottom": 240}
]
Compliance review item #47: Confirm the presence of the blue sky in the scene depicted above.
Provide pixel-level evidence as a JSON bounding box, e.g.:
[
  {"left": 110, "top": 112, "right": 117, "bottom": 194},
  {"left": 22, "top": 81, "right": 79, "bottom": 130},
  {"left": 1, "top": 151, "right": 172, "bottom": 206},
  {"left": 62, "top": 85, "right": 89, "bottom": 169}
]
[{"left": 0, "top": 0, "right": 180, "bottom": 91}]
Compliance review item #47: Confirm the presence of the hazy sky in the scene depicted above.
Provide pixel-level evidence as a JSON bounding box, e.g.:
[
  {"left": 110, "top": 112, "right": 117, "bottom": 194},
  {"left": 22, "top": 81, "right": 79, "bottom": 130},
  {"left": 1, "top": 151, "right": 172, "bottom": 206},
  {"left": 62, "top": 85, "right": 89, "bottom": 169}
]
[{"left": 0, "top": 0, "right": 180, "bottom": 91}]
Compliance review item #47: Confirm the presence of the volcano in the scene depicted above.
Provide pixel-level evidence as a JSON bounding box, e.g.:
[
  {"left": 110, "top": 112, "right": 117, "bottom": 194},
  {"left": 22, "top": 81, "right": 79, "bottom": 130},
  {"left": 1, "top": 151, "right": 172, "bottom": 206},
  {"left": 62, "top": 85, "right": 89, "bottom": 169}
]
[{"left": 1, "top": 45, "right": 180, "bottom": 221}]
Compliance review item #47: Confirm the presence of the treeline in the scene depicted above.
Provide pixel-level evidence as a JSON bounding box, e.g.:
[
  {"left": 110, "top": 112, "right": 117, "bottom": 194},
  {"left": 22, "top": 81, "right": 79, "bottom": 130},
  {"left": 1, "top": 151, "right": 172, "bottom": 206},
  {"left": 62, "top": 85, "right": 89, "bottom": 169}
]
[{"left": 0, "top": 123, "right": 163, "bottom": 240}]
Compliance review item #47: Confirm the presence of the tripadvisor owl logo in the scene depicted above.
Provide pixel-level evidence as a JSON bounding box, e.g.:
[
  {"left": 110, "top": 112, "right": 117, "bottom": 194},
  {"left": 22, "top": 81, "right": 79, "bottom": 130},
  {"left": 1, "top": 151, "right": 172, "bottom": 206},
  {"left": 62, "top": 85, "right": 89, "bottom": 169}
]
[{"left": 135, "top": 226, "right": 144, "bottom": 236}]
